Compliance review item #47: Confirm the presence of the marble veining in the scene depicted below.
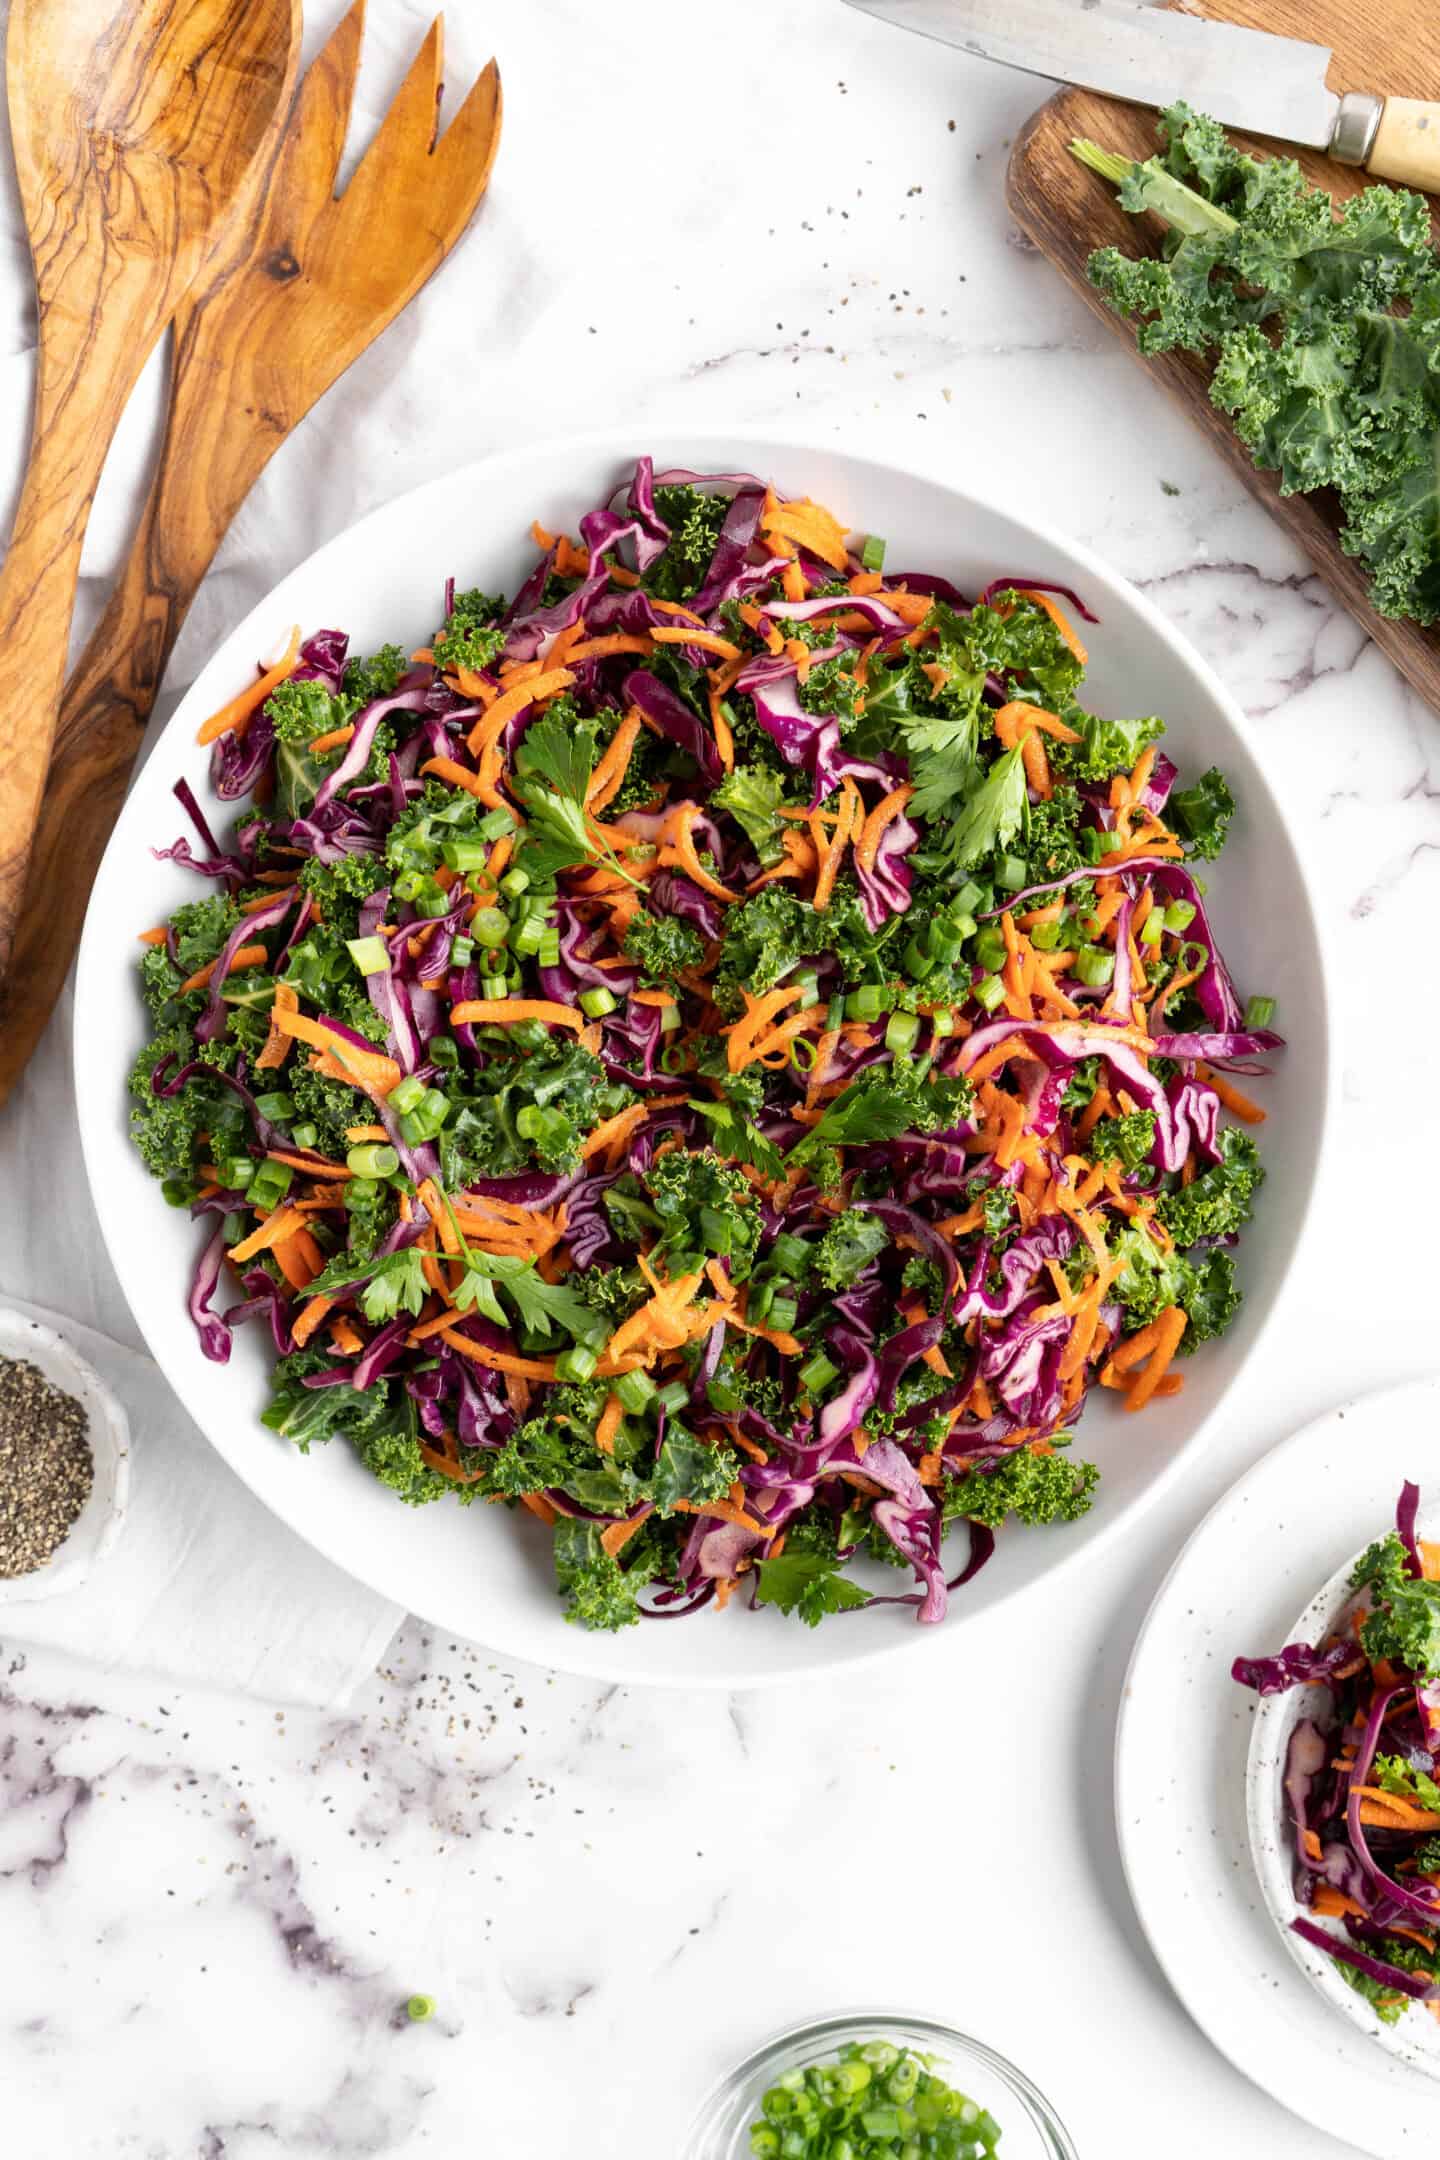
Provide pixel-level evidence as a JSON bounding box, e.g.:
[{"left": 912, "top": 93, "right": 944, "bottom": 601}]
[{"left": 0, "top": 0, "right": 1432, "bottom": 2152}]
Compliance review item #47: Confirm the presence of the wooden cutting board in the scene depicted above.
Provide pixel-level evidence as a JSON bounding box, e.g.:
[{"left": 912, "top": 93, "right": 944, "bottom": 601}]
[{"left": 1005, "top": 1, "right": 1440, "bottom": 708}]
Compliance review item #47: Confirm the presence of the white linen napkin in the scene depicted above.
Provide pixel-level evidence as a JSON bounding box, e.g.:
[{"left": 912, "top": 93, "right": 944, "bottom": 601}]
[{"left": 0, "top": 1295, "right": 403, "bottom": 1707}]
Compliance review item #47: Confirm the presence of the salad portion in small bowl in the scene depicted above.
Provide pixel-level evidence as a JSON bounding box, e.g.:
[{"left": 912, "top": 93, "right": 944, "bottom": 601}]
[{"left": 1238, "top": 1480, "right": 1440, "bottom": 2068}]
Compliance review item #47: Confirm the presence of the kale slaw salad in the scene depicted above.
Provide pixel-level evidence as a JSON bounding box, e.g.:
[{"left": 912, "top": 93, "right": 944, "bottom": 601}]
[
  {"left": 1236, "top": 1483, "right": 1440, "bottom": 2027},
  {"left": 129, "top": 457, "right": 1281, "bottom": 1631}
]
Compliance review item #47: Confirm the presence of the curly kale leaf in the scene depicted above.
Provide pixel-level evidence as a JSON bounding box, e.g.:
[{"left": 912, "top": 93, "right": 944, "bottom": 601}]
[
  {"left": 1091, "top": 1111, "right": 1157, "bottom": 1171},
  {"left": 622, "top": 908, "right": 705, "bottom": 985},
  {"left": 712, "top": 763, "right": 788, "bottom": 868},
  {"left": 1169, "top": 766, "right": 1235, "bottom": 860},
  {"left": 1156, "top": 1128, "right": 1263, "bottom": 1248},
  {"left": 1077, "top": 104, "right": 1440, "bottom": 625},
  {"left": 553, "top": 1518, "right": 658, "bottom": 1631},
  {"left": 1350, "top": 1534, "right": 1440, "bottom": 1679},
  {"left": 643, "top": 1148, "right": 761, "bottom": 1281},
  {"left": 433, "top": 588, "right": 505, "bottom": 675},
  {"left": 811, "top": 1211, "right": 889, "bottom": 1290},
  {"left": 646, "top": 486, "right": 731, "bottom": 603},
  {"left": 942, "top": 1445, "right": 1099, "bottom": 1529}
]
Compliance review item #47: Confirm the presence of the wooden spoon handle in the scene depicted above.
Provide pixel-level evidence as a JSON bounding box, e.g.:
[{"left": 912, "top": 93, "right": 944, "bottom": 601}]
[
  {"left": 0, "top": 315, "right": 166, "bottom": 984},
  {"left": 0, "top": 299, "right": 286, "bottom": 1098}
]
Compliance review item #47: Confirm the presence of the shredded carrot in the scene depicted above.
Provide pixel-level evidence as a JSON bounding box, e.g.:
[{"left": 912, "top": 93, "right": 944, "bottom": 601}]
[
  {"left": 1021, "top": 590, "right": 1088, "bottom": 664},
  {"left": 449, "top": 998, "right": 582, "bottom": 1031},
  {"left": 760, "top": 497, "right": 851, "bottom": 572},
  {"left": 586, "top": 708, "right": 643, "bottom": 812},
  {"left": 256, "top": 982, "right": 299, "bottom": 1072},
  {"left": 273, "top": 1008, "right": 401, "bottom": 1097},
  {"left": 419, "top": 755, "right": 491, "bottom": 801},
  {"left": 227, "top": 1204, "right": 307, "bottom": 1264},
  {"left": 307, "top": 723, "right": 355, "bottom": 755},
  {"left": 1122, "top": 1306, "right": 1188, "bottom": 1411},
  {"left": 650, "top": 626, "right": 743, "bottom": 660},
  {"left": 137, "top": 925, "right": 169, "bottom": 946},
  {"left": 195, "top": 625, "right": 302, "bottom": 744},
  {"left": 466, "top": 667, "right": 577, "bottom": 757},
  {"left": 581, "top": 1102, "right": 649, "bottom": 1160},
  {"left": 854, "top": 785, "right": 913, "bottom": 874},
  {"left": 179, "top": 942, "right": 268, "bottom": 995},
  {"left": 659, "top": 803, "right": 742, "bottom": 902},
  {"left": 594, "top": 1394, "right": 624, "bottom": 1457},
  {"left": 1197, "top": 1063, "right": 1267, "bottom": 1125},
  {"left": 600, "top": 1514, "right": 648, "bottom": 1558}
]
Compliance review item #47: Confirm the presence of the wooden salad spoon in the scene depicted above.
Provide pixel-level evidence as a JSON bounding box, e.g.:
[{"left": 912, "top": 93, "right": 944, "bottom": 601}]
[
  {"left": 0, "top": 2, "right": 502, "bottom": 1103},
  {"left": 0, "top": 0, "right": 298, "bottom": 984}
]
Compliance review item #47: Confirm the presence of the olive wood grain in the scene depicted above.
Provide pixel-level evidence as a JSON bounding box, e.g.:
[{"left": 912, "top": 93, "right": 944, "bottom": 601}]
[
  {"left": 1005, "top": 0, "right": 1440, "bottom": 710},
  {"left": 0, "top": 3, "right": 502, "bottom": 1103},
  {"left": 0, "top": 0, "right": 297, "bottom": 983}
]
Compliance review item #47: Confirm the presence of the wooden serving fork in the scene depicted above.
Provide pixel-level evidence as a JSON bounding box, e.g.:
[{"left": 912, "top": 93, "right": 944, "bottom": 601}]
[{"left": 0, "top": 0, "right": 501, "bottom": 1104}]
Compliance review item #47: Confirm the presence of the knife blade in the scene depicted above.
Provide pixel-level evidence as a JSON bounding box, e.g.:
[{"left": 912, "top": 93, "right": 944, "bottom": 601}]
[{"left": 840, "top": 0, "right": 1379, "bottom": 163}]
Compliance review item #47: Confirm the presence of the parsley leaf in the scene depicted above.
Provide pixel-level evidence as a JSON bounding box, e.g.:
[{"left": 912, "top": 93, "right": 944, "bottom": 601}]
[{"left": 755, "top": 1549, "right": 871, "bottom": 1626}]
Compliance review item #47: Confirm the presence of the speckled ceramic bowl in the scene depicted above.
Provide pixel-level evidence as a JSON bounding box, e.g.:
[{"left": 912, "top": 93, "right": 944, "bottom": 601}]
[
  {"left": 1247, "top": 1511, "right": 1440, "bottom": 2079},
  {"left": 683, "top": 2011, "right": 1077, "bottom": 2160},
  {"left": 0, "top": 1309, "right": 130, "bottom": 1605}
]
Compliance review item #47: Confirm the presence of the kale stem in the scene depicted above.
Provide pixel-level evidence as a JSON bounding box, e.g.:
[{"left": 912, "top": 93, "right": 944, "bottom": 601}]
[
  {"left": 1070, "top": 138, "right": 1134, "bottom": 187},
  {"left": 1069, "top": 135, "right": 1239, "bottom": 240}
]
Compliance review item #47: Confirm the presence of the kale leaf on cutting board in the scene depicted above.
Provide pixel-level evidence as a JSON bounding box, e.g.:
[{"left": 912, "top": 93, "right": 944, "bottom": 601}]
[{"left": 1071, "top": 102, "right": 1440, "bottom": 627}]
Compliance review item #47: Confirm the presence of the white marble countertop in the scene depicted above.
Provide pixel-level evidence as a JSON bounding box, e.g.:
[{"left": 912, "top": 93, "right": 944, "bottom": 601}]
[{"left": 0, "top": 1, "right": 1432, "bottom": 2153}]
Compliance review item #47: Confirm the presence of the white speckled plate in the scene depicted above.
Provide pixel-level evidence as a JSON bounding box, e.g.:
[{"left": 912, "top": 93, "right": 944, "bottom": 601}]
[
  {"left": 1247, "top": 1506, "right": 1440, "bottom": 2081},
  {"left": 1116, "top": 1377, "right": 1440, "bottom": 2156}
]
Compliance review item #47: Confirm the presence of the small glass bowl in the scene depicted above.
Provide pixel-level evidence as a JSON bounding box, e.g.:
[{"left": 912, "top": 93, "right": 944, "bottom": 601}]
[{"left": 684, "top": 2011, "right": 1077, "bottom": 2160}]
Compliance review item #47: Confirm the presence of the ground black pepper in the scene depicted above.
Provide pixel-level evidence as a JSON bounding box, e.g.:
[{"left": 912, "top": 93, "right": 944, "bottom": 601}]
[{"left": 0, "top": 1356, "right": 94, "bottom": 1577}]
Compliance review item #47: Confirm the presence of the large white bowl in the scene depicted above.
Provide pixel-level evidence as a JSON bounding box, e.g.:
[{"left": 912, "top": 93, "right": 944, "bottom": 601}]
[{"left": 74, "top": 428, "right": 1335, "bottom": 1685}]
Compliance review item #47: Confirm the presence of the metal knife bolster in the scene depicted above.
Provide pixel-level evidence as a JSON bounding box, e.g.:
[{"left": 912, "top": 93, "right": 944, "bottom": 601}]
[{"left": 1330, "top": 92, "right": 1384, "bottom": 165}]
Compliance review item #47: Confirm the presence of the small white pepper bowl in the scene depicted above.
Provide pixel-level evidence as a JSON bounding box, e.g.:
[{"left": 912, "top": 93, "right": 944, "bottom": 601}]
[{"left": 0, "top": 1310, "right": 130, "bottom": 1605}]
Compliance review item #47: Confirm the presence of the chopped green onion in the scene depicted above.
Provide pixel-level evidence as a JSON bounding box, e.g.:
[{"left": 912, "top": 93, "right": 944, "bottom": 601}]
[
  {"left": 972, "top": 973, "right": 1005, "bottom": 1014},
  {"left": 845, "top": 985, "right": 884, "bottom": 1023},
  {"left": 345, "top": 1178, "right": 380, "bottom": 1209},
  {"left": 498, "top": 867, "right": 530, "bottom": 900},
  {"left": 788, "top": 1034, "right": 818, "bottom": 1072},
  {"left": 247, "top": 1162, "right": 293, "bottom": 1212},
  {"left": 221, "top": 1211, "right": 248, "bottom": 1244},
  {"left": 1029, "top": 920, "right": 1063, "bottom": 952},
  {"left": 1245, "top": 993, "right": 1276, "bottom": 1029},
  {"left": 860, "top": 533, "right": 887, "bottom": 572},
  {"left": 471, "top": 907, "right": 509, "bottom": 949},
  {"left": 537, "top": 931, "right": 561, "bottom": 968},
  {"left": 223, "top": 1157, "right": 255, "bottom": 1189},
  {"left": 770, "top": 1233, "right": 811, "bottom": 1276},
  {"left": 656, "top": 1380, "right": 689, "bottom": 1413},
  {"left": 441, "top": 837, "right": 491, "bottom": 873},
  {"left": 996, "top": 852, "right": 1029, "bottom": 891},
  {"left": 579, "top": 985, "right": 618, "bottom": 1019},
  {"left": 973, "top": 928, "right": 1007, "bottom": 974},
  {"left": 389, "top": 1075, "right": 426, "bottom": 1116},
  {"left": 480, "top": 946, "right": 509, "bottom": 976},
  {"left": 289, "top": 1121, "right": 319, "bottom": 1151},
  {"left": 659, "top": 1003, "right": 681, "bottom": 1033},
  {"left": 1075, "top": 946, "right": 1115, "bottom": 988},
  {"left": 953, "top": 879, "right": 985, "bottom": 915},
  {"left": 1163, "top": 899, "right": 1196, "bottom": 934},
  {"left": 347, "top": 1144, "right": 399, "bottom": 1179},
  {"left": 767, "top": 1295, "right": 799, "bottom": 1333},
  {"left": 512, "top": 916, "right": 547, "bottom": 957},
  {"left": 346, "top": 934, "right": 390, "bottom": 976},
  {"left": 477, "top": 806, "right": 516, "bottom": 839},
  {"left": 405, "top": 1995, "right": 435, "bottom": 2023},
  {"left": 903, "top": 937, "right": 935, "bottom": 980},
  {"left": 1139, "top": 911, "right": 1165, "bottom": 947},
  {"left": 614, "top": 1369, "right": 657, "bottom": 1415},
  {"left": 254, "top": 1091, "right": 295, "bottom": 1120},
  {"left": 450, "top": 936, "right": 475, "bottom": 967},
  {"left": 555, "top": 1345, "right": 598, "bottom": 1384},
  {"left": 885, "top": 1010, "right": 920, "bottom": 1054},
  {"left": 1095, "top": 829, "right": 1122, "bottom": 857},
  {"left": 930, "top": 1008, "right": 956, "bottom": 1038},
  {"left": 798, "top": 1351, "right": 839, "bottom": 1393}
]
